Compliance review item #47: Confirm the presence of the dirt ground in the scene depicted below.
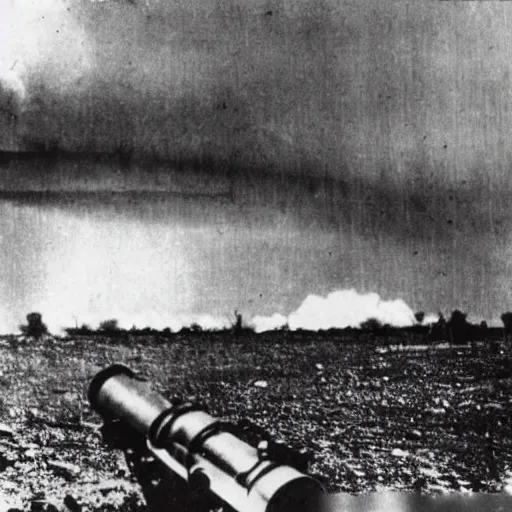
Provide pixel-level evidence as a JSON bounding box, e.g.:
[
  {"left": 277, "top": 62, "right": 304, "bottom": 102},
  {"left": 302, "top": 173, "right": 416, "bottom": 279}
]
[{"left": 0, "top": 332, "right": 511, "bottom": 511}]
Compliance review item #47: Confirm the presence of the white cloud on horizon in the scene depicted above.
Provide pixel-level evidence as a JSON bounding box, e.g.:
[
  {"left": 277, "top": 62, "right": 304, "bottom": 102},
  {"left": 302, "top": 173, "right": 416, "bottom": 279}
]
[{"left": 252, "top": 289, "right": 417, "bottom": 333}]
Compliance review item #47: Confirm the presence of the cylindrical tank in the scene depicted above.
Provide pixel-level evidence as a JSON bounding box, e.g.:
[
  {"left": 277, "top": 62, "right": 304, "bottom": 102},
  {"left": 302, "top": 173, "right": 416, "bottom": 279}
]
[{"left": 89, "top": 364, "right": 324, "bottom": 512}]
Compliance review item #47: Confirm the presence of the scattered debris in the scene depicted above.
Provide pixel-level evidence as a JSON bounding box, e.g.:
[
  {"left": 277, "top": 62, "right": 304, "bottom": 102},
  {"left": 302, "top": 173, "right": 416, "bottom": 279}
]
[
  {"left": 47, "top": 461, "right": 81, "bottom": 481},
  {"left": 0, "top": 425, "right": 14, "bottom": 438},
  {"left": 391, "top": 448, "right": 410, "bottom": 458}
]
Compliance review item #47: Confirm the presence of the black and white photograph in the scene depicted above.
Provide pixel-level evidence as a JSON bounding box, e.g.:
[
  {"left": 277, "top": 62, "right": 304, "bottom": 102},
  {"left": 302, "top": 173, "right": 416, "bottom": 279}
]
[{"left": 1, "top": 0, "right": 512, "bottom": 510}]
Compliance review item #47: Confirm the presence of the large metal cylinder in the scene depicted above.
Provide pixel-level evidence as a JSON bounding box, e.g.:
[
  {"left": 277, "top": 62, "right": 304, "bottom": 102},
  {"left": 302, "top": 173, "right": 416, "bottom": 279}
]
[
  {"left": 89, "top": 364, "right": 324, "bottom": 512},
  {"left": 89, "top": 364, "right": 171, "bottom": 433}
]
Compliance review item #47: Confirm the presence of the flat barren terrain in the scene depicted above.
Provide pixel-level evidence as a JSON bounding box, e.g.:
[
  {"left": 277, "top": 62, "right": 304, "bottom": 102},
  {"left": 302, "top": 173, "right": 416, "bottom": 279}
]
[{"left": 0, "top": 332, "right": 510, "bottom": 510}]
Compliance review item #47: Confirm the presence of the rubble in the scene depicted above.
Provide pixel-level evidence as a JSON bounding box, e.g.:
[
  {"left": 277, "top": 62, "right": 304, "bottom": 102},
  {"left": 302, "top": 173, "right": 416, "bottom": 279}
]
[
  {"left": 0, "top": 427, "right": 14, "bottom": 439},
  {"left": 391, "top": 448, "right": 410, "bottom": 458},
  {"left": 47, "top": 462, "right": 81, "bottom": 482}
]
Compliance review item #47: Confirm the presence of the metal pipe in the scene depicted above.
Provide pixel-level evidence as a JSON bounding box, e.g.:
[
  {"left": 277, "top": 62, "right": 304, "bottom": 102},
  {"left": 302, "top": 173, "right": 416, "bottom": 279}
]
[{"left": 89, "top": 364, "right": 324, "bottom": 512}]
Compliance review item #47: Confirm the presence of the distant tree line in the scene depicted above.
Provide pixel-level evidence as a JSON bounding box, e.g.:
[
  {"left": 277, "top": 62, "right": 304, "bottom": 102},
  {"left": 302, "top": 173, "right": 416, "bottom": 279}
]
[
  {"left": 63, "top": 320, "right": 202, "bottom": 338},
  {"left": 62, "top": 310, "right": 254, "bottom": 338},
  {"left": 15, "top": 308, "right": 512, "bottom": 344},
  {"left": 356, "top": 309, "right": 504, "bottom": 346}
]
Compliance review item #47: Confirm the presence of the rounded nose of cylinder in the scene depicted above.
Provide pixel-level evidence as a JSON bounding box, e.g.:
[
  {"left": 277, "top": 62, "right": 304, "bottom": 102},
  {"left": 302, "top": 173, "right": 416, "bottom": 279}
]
[
  {"left": 88, "top": 364, "right": 136, "bottom": 414},
  {"left": 87, "top": 363, "right": 135, "bottom": 412},
  {"left": 88, "top": 364, "right": 172, "bottom": 434}
]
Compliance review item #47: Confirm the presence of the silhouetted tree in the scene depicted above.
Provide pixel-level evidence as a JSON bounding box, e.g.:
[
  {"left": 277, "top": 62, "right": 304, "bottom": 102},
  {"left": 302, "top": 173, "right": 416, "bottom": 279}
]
[
  {"left": 501, "top": 312, "right": 512, "bottom": 342},
  {"left": 99, "top": 319, "right": 119, "bottom": 333},
  {"left": 64, "top": 324, "right": 92, "bottom": 337},
  {"left": 233, "top": 310, "right": 243, "bottom": 334},
  {"left": 360, "top": 318, "right": 382, "bottom": 332},
  {"left": 20, "top": 312, "right": 48, "bottom": 340},
  {"left": 428, "top": 312, "right": 447, "bottom": 342},
  {"left": 448, "top": 309, "right": 470, "bottom": 345},
  {"left": 414, "top": 311, "right": 425, "bottom": 324}
]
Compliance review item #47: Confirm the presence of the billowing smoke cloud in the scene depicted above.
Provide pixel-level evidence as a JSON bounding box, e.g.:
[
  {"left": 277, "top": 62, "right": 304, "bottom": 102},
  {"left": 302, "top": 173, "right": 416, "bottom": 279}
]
[
  {"left": 0, "top": 0, "right": 92, "bottom": 147},
  {"left": 252, "top": 289, "right": 417, "bottom": 333},
  {"left": 0, "top": 0, "right": 91, "bottom": 91}
]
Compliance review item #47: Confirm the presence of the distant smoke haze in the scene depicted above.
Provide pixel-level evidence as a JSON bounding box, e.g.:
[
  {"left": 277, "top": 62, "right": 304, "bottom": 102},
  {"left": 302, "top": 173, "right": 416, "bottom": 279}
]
[
  {"left": 0, "top": 0, "right": 92, "bottom": 150},
  {"left": 1, "top": 2, "right": 512, "bottom": 334},
  {"left": 0, "top": 162, "right": 508, "bottom": 335},
  {"left": 0, "top": 0, "right": 91, "bottom": 94},
  {"left": 37, "top": 290, "right": 419, "bottom": 335},
  {"left": 57, "top": 312, "right": 232, "bottom": 335},
  {"left": 2, "top": 0, "right": 512, "bottom": 184},
  {"left": 251, "top": 313, "right": 289, "bottom": 333}
]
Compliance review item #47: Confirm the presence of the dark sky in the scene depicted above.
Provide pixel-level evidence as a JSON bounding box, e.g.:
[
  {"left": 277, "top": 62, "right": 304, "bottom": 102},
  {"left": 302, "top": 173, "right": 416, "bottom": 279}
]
[{"left": 1, "top": 1, "right": 511, "bottom": 332}]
